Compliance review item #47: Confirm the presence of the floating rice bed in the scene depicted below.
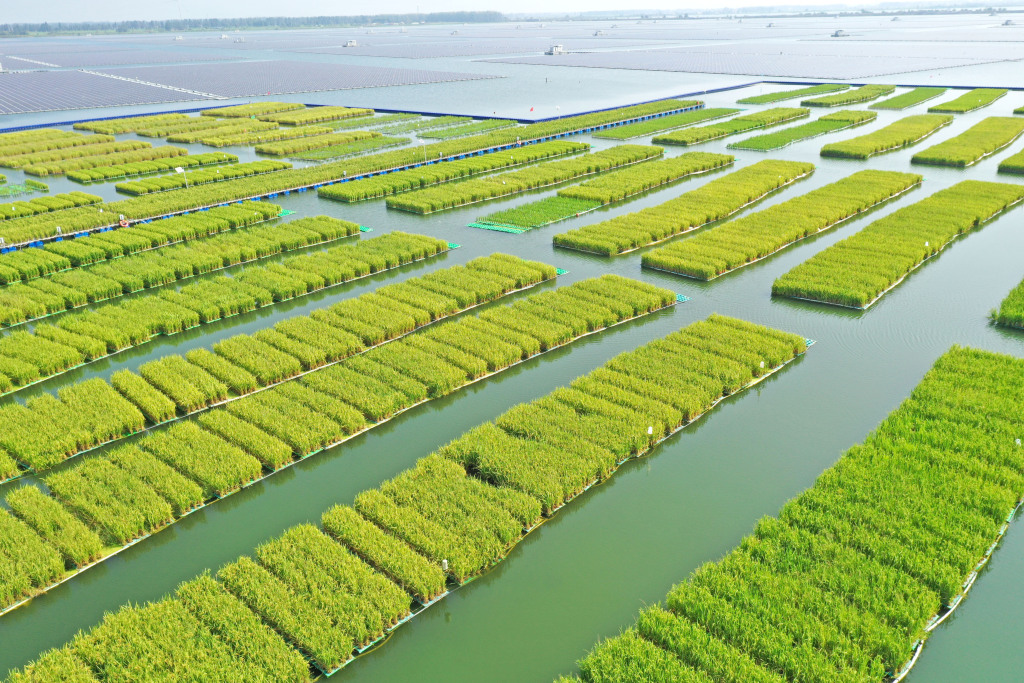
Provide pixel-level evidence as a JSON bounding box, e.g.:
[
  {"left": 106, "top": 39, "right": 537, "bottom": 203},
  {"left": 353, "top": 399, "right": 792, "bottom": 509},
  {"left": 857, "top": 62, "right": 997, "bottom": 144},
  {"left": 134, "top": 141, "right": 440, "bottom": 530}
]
[
  {"left": 419, "top": 119, "right": 518, "bottom": 140},
  {"left": 554, "top": 159, "right": 815, "bottom": 256},
  {"left": 289, "top": 136, "right": 409, "bottom": 162},
  {"left": 202, "top": 102, "right": 305, "bottom": 119},
  {"left": 560, "top": 345, "right": 1024, "bottom": 683},
  {"left": 385, "top": 145, "right": 663, "bottom": 215},
  {"left": 737, "top": 83, "right": 848, "bottom": 104},
  {"left": 0, "top": 191, "right": 102, "bottom": 221},
  {"left": 0, "top": 273, "right": 675, "bottom": 622},
  {"left": 820, "top": 114, "right": 953, "bottom": 159},
  {"left": 115, "top": 160, "right": 293, "bottom": 195},
  {"left": 641, "top": 170, "right": 922, "bottom": 280},
  {"left": 592, "top": 107, "right": 734, "bottom": 141},
  {"left": 22, "top": 147, "right": 193, "bottom": 178},
  {"left": 911, "top": 117, "right": 1024, "bottom": 168},
  {"left": 0, "top": 100, "right": 698, "bottom": 247},
  {"left": 992, "top": 275, "right": 1024, "bottom": 330},
  {"left": 927, "top": 88, "right": 1007, "bottom": 114},
  {"left": 0, "top": 140, "right": 155, "bottom": 170},
  {"left": 773, "top": 181, "right": 1024, "bottom": 310},
  {"left": 801, "top": 84, "right": 895, "bottom": 107},
  {"left": 651, "top": 108, "right": 809, "bottom": 146},
  {"left": 68, "top": 152, "right": 239, "bottom": 185},
  {"left": 729, "top": 110, "right": 876, "bottom": 152},
  {"left": 255, "top": 131, "right": 381, "bottom": 157},
  {"left": 472, "top": 152, "right": 734, "bottom": 232},
  {"left": 0, "top": 214, "right": 358, "bottom": 329},
  {"left": 5, "top": 314, "right": 808, "bottom": 681},
  {"left": 996, "top": 147, "right": 1024, "bottom": 175},
  {"left": 870, "top": 87, "right": 948, "bottom": 110}
]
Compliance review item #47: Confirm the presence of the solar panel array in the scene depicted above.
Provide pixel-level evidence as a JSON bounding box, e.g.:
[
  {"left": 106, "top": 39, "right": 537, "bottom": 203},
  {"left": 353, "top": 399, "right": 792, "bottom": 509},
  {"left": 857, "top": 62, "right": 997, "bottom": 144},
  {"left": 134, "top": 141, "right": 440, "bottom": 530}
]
[
  {"left": 296, "top": 38, "right": 666, "bottom": 59},
  {"left": 1, "top": 49, "right": 236, "bottom": 68},
  {"left": 0, "top": 70, "right": 211, "bottom": 115}
]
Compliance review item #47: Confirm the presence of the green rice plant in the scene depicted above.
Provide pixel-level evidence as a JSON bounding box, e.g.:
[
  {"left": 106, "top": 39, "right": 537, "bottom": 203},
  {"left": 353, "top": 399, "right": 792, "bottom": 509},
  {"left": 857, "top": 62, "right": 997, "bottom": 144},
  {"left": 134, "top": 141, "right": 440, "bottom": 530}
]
[
  {"left": 255, "top": 130, "right": 380, "bottom": 156},
  {"left": 289, "top": 135, "right": 409, "bottom": 161},
  {"left": 737, "top": 83, "right": 849, "bottom": 104},
  {"left": 0, "top": 141, "right": 153, "bottom": 169},
  {"left": 912, "top": 117, "right": 1024, "bottom": 167},
  {"left": 558, "top": 152, "right": 733, "bottom": 204},
  {"left": 108, "top": 370, "right": 176, "bottom": 423},
  {"left": 420, "top": 119, "right": 517, "bottom": 140},
  {"left": 774, "top": 180, "right": 1024, "bottom": 309},
  {"left": 260, "top": 106, "right": 374, "bottom": 126},
  {"left": 6, "top": 485, "right": 103, "bottom": 567},
  {"left": 729, "top": 110, "right": 876, "bottom": 152},
  {"left": 133, "top": 116, "right": 255, "bottom": 138},
  {"left": 801, "top": 84, "right": 895, "bottom": 107},
  {"left": 0, "top": 131, "right": 113, "bottom": 157},
  {"left": 0, "top": 508, "right": 65, "bottom": 610},
  {"left": 107, "top": 445, "right": 205, "bottom": 516},
  {"left": 112, "top": 158, "right": 279, "bottom": 193},
  {"left": 820, "top": 113, "right": 953, "bottom": 159},
  {"left": 5, "top": 646, "right": 98, "bottom": 683},
  {"left": 997, "top": 147, "right": 1024, "bottom": 175},
  {"left": 21, "top": 147, "right": 190, "bottom": 177},
  {"left": 992, "top": 275, "right": 1024, "bottom": 329},
  {"left": 197, "top": 410, "right": 295, "bottom": 470},
  {"left": 319, "top": 140, "right": 588, "bottom": 202},
  {"left": 871, "top": 87, "right": 948, "bottom": 110},
  {"left": 68, "top": 152, "right": 237, "bottom": 184},
  {"left": 554, "top": 159, "right": 814, "bottom": 255},
  {"left": 166, "top": 120, "right": 280, "bottom": 144},
  {"left": 473, "top": 196, "right": 602, "bottom": 231},
  {"left": 378, "top": 115, "right": 470, "bottom": 134},
  {"left": 564, "top": 345, "right": 1024, "bottom": 683},
  {"left": 141, "top": 422, "right": 261, "bottom": 497},
  {"left": 74, "top": 113, "right": 190, "bottom": 134},
  {"left": 330, "top": 113, "right": 419, "bottom": 130},
  {"left": 652, "top": 108, "right": 808, "bottom": 146},
  {"left": 213, "top": 335, "right": 304, "bottom": 384},
  {"left": 386, "top": 145, "right": 662, "bottom": 214},
  {"left": 139, "top": 355, "right": 228, "bottom": 413},
  {"left": 202, "top": 102, "right": 305, "bottom": 118},
  {"left": 0, "top": 191, "right": 102, "bottom": 220},
  {"left": 593, "top": 107, "right": 737, "bottom": 140},
  {"left": 192, "top": 124, "right": 332, "bottom": 148},
  {"left": 641, "top": 169, "right": 921, "bottom": 279},
  {"left": 928, "top": 88, "right": 1007, "bottom": 113},
  {"left": 185, "top": 348, "right": 260, "bottom": 394}
]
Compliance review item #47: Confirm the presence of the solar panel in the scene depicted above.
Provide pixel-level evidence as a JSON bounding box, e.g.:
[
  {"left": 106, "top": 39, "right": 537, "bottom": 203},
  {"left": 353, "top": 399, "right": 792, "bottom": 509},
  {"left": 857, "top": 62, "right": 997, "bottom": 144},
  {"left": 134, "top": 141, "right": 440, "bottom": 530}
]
[{"left": 0, "top": 70, "right": 210, "bottom": 115}]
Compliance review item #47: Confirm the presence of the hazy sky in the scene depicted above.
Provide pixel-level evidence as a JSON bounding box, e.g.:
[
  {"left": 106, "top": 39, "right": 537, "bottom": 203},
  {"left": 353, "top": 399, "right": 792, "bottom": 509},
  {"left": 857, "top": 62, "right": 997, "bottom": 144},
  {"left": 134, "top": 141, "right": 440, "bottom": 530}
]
[{"left": 6, "top": 1, "right": 884, "bottom": 24}]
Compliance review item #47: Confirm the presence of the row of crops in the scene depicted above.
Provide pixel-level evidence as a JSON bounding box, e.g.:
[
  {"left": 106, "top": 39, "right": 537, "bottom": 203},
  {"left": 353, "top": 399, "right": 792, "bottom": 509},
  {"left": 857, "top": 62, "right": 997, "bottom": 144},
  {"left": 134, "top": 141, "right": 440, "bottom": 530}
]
[
  {"left": 911, "top": 117, "right": 1024, "bottom": 167},
  {"left": 167, "top": 121, "right": 281, "bottom": 145},
  {"left": 820, "top": 113, "right": 952, "bottom": 159},
  {"left": 737, "top": 83, "right": 848, "bottom": 105},
  {"left": 260, "top": 106, "right": 373, "bottom": 126},
  {"left": 318, "top": 140, "right": 586, "bottom": 202},
  {"left": 928, "top": 88, "right": 1007, "bottom": 114},
  {"left": 0, "top": 138, "right": 138, "bottom": 168},
  {"left": 561, "top": 345, "right": 1024, "bottom": 683},
  {"left": 0, "top": 99, "right": 696, "bottom": 245},
  {"left": 0, "top": 192, "right": 101, "bottom": 221},
  {"left": 993, "top": 277, "right": 1024, "bottom": 329},
  {"left": 553, "top": 159, "right": 814, "bottom": 256},
  {"left": 115, "top": 160, "right": 293, "bottom": 195},
  {"left": 378, "top": 115, "right": 470, "bottom": 134},
  {"left": 592, "top": 105, "right": 728, "bottom": 140},
  {"left": 1000, "top": 148, "right": 1024, "bottom": 174},
  {"left": 871, "top": 87, "right": 947, "bottom": 110},
  {"left": 290, "top": 135, "right": 409, "bottom": 161},
  {"left": 67, "top": 152, "right": 238, "bottom": 184},
  {"left": 474, "top": 152, "right": 734, "bottom": 231},
  {"left": 75, "top": 113, "right": 210, "bottom": 135},
  {"left": 0, "top": 271, "right": 674, "bottom": 615},
  {"left": 196, "top": 124, "right": 334, "bottom": 148},
  {"left": 0, "top": 130, "right": 114, "bottom": 158},
  {"left": 652, "top": 108, "right": 809, "bottom": 146},
  {"left": 419, "top": 119, "right": 516, "bottom": 140},
  {"left": 200, "top": 101, "right": 305, "bottom": 118},
  {"left": 772, "top": 180, "right": 1024, "bottom": 308},
  {"left": 802, "top": 84, "right": 895, "bottom": 107},
  {"left": 729, "top": 110, "right": 876, "bottom": 152},
  {"left": 0, "top": 212, "right": 354, "bottom": 326},
  {"left": 254, "top": 130, "right": 380, "bottom": 157},
  {"left": 21, "top": 146, "right": 190, "bottom": 178},
  {"left": 385, "top": 145, "right": 662, "bottom": 214},
  {"left": 641, "top": 170, "right": 922, "bottom": 280},
  {"left": 4, "top": 313, "right": 809, "bottom": 679}
]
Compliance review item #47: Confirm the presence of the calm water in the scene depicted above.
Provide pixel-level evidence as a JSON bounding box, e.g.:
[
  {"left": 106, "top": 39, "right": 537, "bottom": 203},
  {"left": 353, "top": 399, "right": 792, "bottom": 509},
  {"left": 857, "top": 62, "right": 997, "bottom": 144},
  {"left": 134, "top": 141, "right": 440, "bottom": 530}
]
[{"left": 1, "top": 82, "right": 1023, "bottom": 682}]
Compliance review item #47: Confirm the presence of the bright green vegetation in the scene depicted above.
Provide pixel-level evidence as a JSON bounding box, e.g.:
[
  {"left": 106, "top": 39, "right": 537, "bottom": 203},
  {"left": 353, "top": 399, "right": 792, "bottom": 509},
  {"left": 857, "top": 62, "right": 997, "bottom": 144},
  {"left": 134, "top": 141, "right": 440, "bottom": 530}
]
[
  {"left": 255, "top": 131, "right": 380, "bottom": 156},
  {"left": 801, "top": 84, "right": 895, "bottom": 107},
  {"left": 563, "top": 345, "right": 1024, "bottom": 683},
  {"left": 0, "top": 192, "right": 102, "bottom": 220},
  {"left": 871, "top": 87, "right": 948, "bottom": 110},
  {"left": 258, "top": 106, "right": 374, "bottom": 126},
  {"left": 166, "top": 121, "right": 282, "bottom": 145},
  {"left": 0, "top": 141, "right": 152, "bottom": 169},
  {"left": 554, "top": 160, "right": 814, "bottom": 256},
  {"left": 729, "top": 110, "right": 876, "bottom": 151},
  {"left": 0, "top": 132, "right": 115, "bottom": 158},
  {"left": 378, "top": 115, "right": 471, "bottom": 134},
  {"left": 201, "top": 102, "right": 305, "bottom": 118},
  {"left": 820, "top": 114, "right": 952, "bottom": 159},
  {"left": 993, "top": 277, "right": 1024, "bottom": 329},
  {"left": 290, "top": 136, "right": 408, "bottom": 161},
  {"left": 67, "top": 152, "right": 238, "bottom": 184},
  {"left": 773, "top": 181, "right": 1024, "bottom": 308},
  {"left": 420, "top": 119, "right": 517, "bottom": 139},
  {"left": 0, "top": 269, "right": 675, "bottom": 613},
  {"left": 475, "top": 152, "right": 733, "bottom": 231},
  {"left": 911, "top": 117, "right": 1024, "bottom": 167},
  {"left": 0, "top": 212, "right": 357, "bottom": 325},
  {"left": 132, "top": 116, "right": 265, "bottom": 139},
  {"left": 199, "top": 125, "right": 334, "bottom": 148},
  {"left": 590, "top": 104, "right": 723, "bottom": 140},
  {"left": 998, "top": 148, "right": 1024, "bottom": 175},
  {"left": 6, "top": 313, "right": 806, "bottom": 678},
  {"left": 319, "top": 140, "right": 586, "bottom": 202},
  {"left": 115, "top": 160, "right": 292, "bottom": 195},
  {"left": 73, "top": 113, "right": 191, "bottom": 135},
  {"left": 0, "top": 228, "right": 454, "bottom": 405},
  {"left": 1016, "top": 106, "right": 1024, "bottom": 115},
  {"left": 0, "top": 100, "right": 693, "bottom": 246},
  {"left": 386, "top": 145, "right": 662, "bottom": 214},
  {"left": 330, "top": 113, "right": 419, "bottom": 130},
  {"left": 23, "top": 147, "right": 190, "bottom": 178},
  {"left": 737, "top": 84, "right": 848, "bottom": 104},
  {"left": 652, "top": 108, "right": 809, "bottom": 145},
  {"left": 0, "top": 202, "right": 279, "bottom": 286},
  {"left": 928, "top": 88, "right": 1008, "bottom": 114},
  {"left": 642, "top": 170, "right": 922, "bottom": 279}
]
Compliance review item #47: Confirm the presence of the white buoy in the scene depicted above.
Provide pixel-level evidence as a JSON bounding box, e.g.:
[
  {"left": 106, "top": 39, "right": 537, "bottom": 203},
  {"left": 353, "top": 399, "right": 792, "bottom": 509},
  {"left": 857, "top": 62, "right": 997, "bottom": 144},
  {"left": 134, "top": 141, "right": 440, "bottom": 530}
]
[{"left": 441, "top": 559, "right": 449, "bottom": 571}]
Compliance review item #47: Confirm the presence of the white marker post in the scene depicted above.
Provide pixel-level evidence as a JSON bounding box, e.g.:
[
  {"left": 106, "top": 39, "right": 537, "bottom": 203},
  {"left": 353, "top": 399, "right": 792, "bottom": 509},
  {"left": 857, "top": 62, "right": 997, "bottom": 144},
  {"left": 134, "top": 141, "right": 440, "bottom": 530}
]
[{"left": 175, "top": 166, "right": 188, "bottom": 189}]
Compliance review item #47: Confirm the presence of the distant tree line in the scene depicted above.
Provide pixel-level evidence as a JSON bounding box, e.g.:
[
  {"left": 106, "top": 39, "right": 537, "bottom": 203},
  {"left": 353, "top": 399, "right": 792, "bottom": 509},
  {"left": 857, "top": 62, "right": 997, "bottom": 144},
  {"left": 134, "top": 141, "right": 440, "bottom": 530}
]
[{"left": 0, "top": 12, "right": 505, "bottom": 37}]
